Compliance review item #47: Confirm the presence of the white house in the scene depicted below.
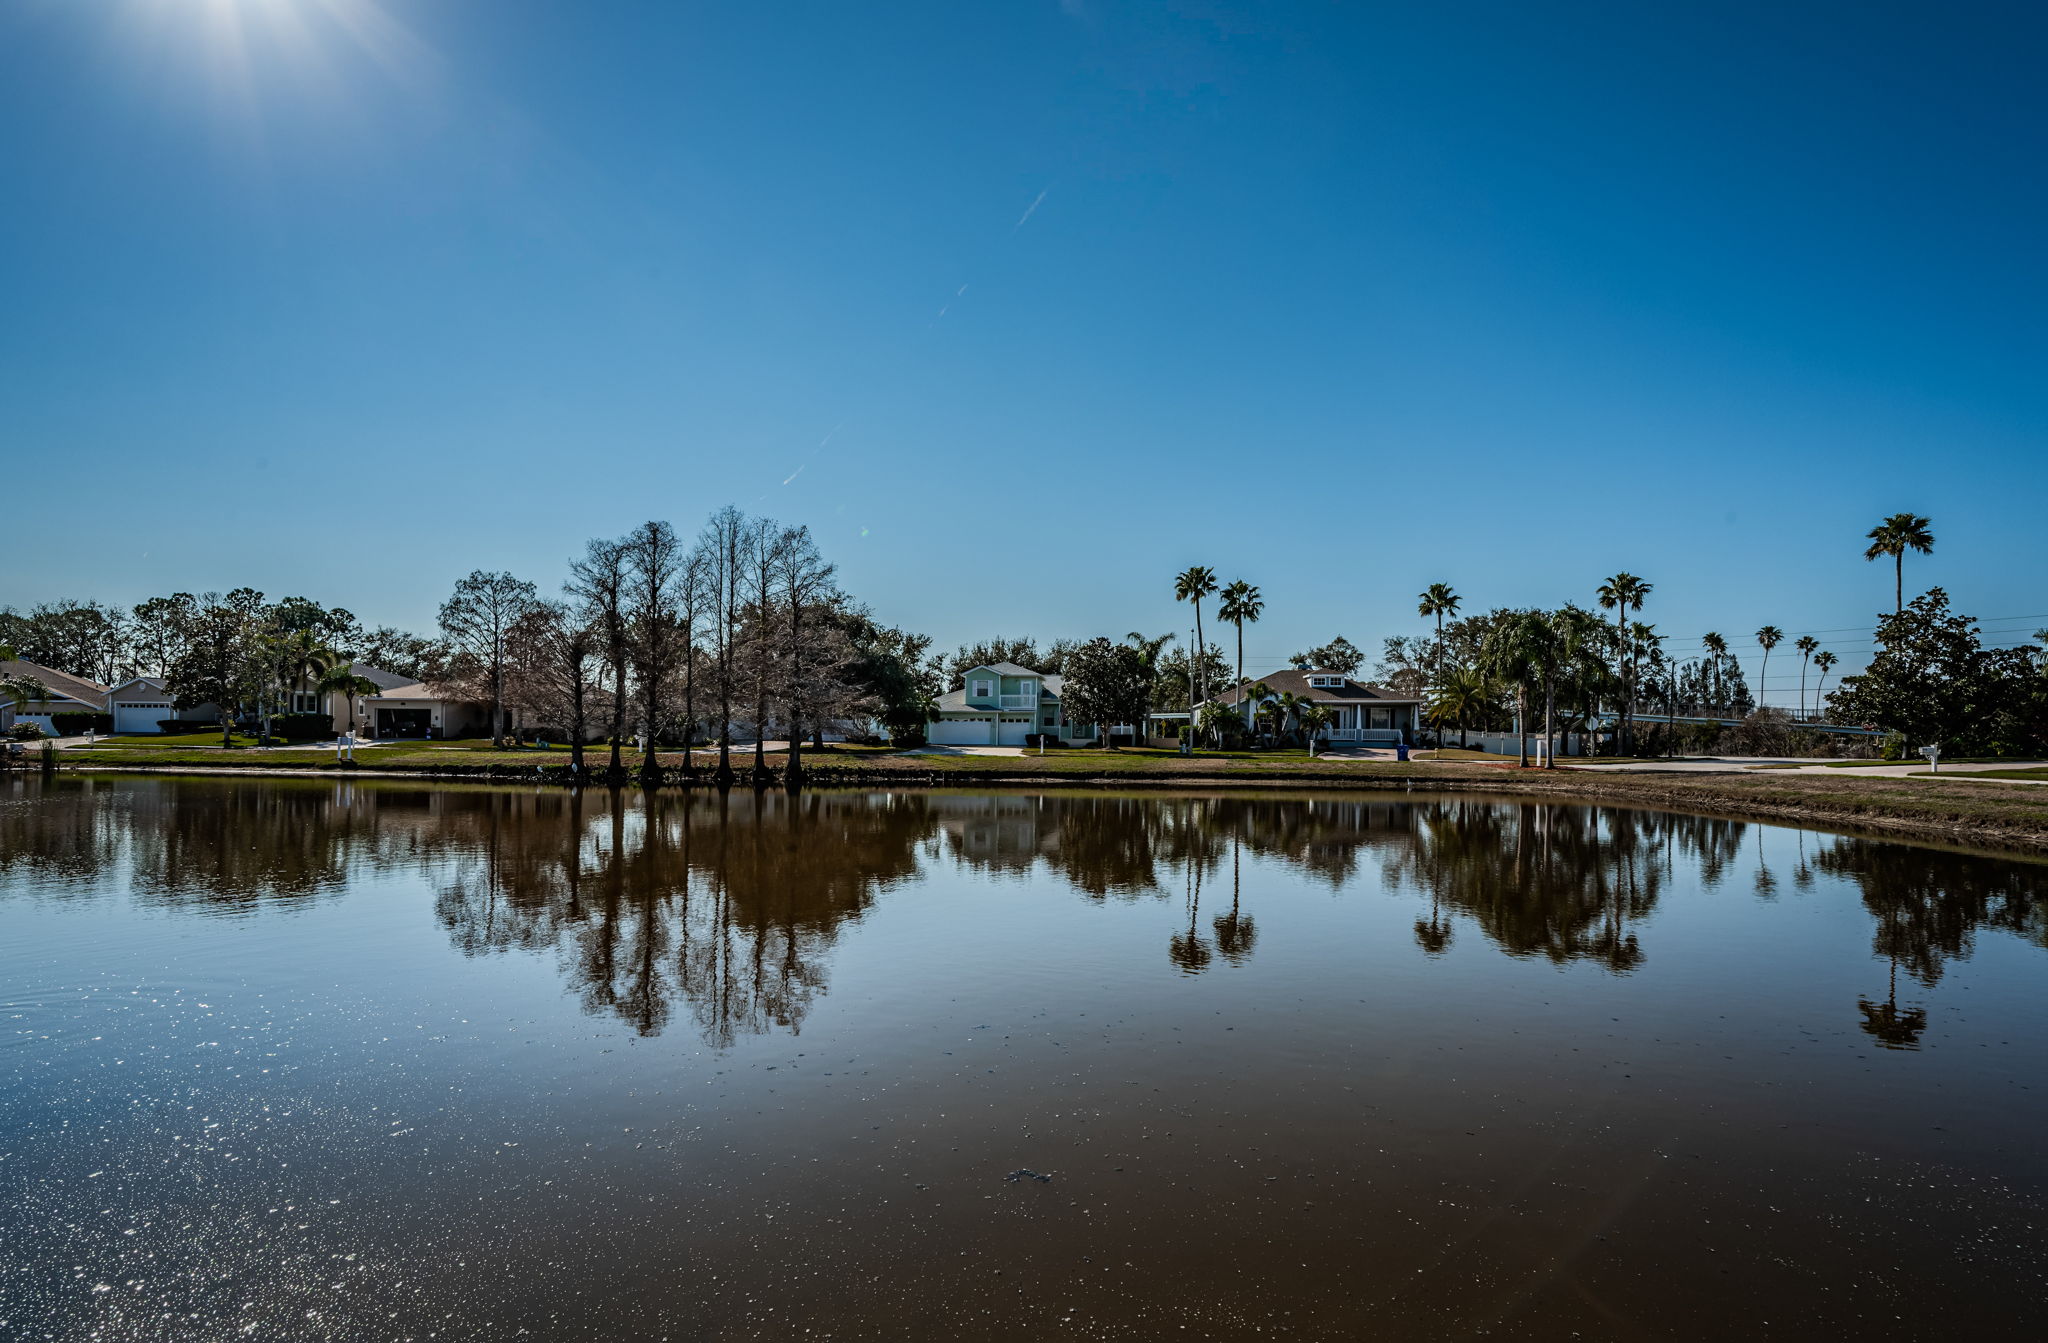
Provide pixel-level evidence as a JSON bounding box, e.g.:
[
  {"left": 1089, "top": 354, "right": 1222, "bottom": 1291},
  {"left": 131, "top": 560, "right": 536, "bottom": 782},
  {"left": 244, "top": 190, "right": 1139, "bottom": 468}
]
[
  {"left": 925, "top": 662, "right": 1100, "bottom": 746},
  {"left": 1200, "top": 669, "right": 1422, "bottom": 746}
]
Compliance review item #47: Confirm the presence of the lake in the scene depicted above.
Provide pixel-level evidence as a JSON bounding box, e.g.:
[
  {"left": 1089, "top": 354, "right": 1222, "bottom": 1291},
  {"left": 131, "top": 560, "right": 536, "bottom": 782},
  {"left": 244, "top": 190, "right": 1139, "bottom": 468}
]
[{"left": 3, "top": 775, "right": 2045, "bottom": 1340}]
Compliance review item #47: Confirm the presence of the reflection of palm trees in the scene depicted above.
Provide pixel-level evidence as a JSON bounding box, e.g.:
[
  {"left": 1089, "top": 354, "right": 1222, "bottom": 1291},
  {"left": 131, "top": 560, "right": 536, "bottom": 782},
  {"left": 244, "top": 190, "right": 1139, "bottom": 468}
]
[
  {"left": 1169, "top": 842, "right": 1211, "bottom": 974},
  {"left": 1212, "top": 834, "right": 1257, "bottom": 963}
]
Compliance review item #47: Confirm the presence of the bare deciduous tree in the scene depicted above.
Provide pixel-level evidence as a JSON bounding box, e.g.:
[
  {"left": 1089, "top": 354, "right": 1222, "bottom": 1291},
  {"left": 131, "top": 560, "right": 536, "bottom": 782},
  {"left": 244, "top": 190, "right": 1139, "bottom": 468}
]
[
  {"left": 620, "top": 521, "right": 685, "bottom": 787},
  {"left": 438, "top": 570, "right": 539, "bottom": 741},
  {"left": 568, "top": 538, "right": 631, "bottom": 779}
]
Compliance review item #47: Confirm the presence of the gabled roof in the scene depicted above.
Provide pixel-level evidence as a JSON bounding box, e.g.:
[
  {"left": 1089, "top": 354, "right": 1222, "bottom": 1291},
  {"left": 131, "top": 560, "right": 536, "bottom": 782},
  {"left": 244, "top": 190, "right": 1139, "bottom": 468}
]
[
  {"left": 108, "top": 677, "right": 171, "bottom": 697},
  {"left": 963, "top": 662, "right": 1047, "bottom": 679},
  {"left": 0, "top": 659, "right": 109, "bottom": 708},
  {"left": 1202, "top": 668, "right": 1420, "bottom": 707}
]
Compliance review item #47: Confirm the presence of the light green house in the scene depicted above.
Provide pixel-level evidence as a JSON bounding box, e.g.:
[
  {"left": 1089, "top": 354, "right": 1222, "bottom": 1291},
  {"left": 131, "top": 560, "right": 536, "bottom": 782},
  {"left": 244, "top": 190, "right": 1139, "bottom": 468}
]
[{"left": 923, "top": 662, "right": 1098, "bottom": 746}]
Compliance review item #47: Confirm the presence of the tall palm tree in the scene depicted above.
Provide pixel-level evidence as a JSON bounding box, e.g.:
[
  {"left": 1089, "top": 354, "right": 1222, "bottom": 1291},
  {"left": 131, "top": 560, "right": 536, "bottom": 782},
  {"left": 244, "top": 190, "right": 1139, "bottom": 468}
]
[
  {"left": 1595, "top": 573, "right": 1650, "bottom": 753},
  {"left": 1700, "top": 631, "right": 1729, "bottom": 714},
  {"left": 1173, "top": 566, "right": 1219, "bottom": 706},
  {"left": 1863, "top": 513, "right": 1934, "bottom": 614},
  {"left": 1812, "top": 650, "right": 1838, "bottom": 717},
  {"left": 1217, "top": 581, "right": 1263, "bottom": 715},
  {"left": 1125, "top": 630, "right": 1176, "bottom": 675},
  {"left": 1754, "top": 626, "right": 1783, "bottom": 714},
  {"left": 1793, "top": 635, "right": 1819, "bottom": 719},
  {"left": 1417, "top": 583, "right": 1460, "bottom": 692}
]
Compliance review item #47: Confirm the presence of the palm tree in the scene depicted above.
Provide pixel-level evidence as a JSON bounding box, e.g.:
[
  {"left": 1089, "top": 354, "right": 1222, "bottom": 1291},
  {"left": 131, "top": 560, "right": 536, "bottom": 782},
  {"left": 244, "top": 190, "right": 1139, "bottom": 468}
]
[
  {"left": 1217, "top": 581, "right": 1263, "bottom": 714},
  {"left": 1270, "top": 690, "right": 1304, "bottom": 746},
  {"left": 1241, "top": 680, "right": 1272, "bottom": 742},
  {"left": 1173, "top": 566, "right": 1219, "bottom": 704},
  {"left": 1863, "top": 513, "right": 1934, "bottom": 614},
  {"left": 1125, "top": 630, "right": 1176, "bottom": 675},
  {"left": 1700, "top": 631, "right": 1729, "bottom": 715},
  {"left": 1754, "top": 626, "right": 1784, "bottom": 714},
  {"left": 1297, "top": 702, "right": 1333, "bottom": 756},
  {"left": 1416, "top": 583, "right": 1460, "bottom": 693},
  {"left": 1596, "top": 573, "right": 1651, "bottom": 753},
  {"left": 1812, "top": 650, "right": 1838, "bottom": 717},
  {"left": 316, "top": 665, "right": 382, "bottom": 737},
  {"left": 1793, "top": 635, "right": 1819, "bottom": 719},
  {"left": 1481, "top": 611, "right": 1557, "bottom": 768},
  {"left": 1426, "top": 665, "right": 1490, "bottom": 750}
]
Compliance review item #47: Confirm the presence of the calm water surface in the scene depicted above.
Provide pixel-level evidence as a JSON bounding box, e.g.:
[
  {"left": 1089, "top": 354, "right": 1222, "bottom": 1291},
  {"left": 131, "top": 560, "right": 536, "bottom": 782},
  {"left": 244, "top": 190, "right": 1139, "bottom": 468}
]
[{"left": 2, "top": 775, "right": 2045, "bottom": 1340}]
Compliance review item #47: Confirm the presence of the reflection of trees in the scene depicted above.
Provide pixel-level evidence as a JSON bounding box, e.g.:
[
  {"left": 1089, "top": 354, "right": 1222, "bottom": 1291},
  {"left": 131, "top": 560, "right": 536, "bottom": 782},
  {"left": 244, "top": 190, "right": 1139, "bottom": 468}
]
[
  {"left": 1378, "top": 803, "right": 1691, "bottom": 971},
  {"left": 435, "top": 789, "right": 936, "bottom": 1045},
  {"left": 1816, "top": 839, "right": 2048, "bottom": 1050},
  {"left": 16, "top": 775, "right": 2048, "bottom": 1052}
]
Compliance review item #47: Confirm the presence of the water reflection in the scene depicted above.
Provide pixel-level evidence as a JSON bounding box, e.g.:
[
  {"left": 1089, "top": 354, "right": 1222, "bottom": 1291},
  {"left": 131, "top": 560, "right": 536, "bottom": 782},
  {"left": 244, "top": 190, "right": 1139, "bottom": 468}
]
[{"left": 5, "top": 776, "right": 2044, "bottom": 1052}]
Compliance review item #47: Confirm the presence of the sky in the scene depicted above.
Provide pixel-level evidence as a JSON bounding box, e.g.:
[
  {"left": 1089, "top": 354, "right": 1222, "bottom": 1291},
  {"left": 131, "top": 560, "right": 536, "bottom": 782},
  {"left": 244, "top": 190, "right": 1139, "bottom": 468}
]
[{"left": 3, "top": 0, "right": 2044, "bottom": 707}]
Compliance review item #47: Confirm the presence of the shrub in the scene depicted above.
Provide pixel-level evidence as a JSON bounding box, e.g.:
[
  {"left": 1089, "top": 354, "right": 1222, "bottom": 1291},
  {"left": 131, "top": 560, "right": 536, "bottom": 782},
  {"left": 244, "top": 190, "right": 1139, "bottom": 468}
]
[
  {"left": 271, "top": 713, "right": 332, "bottom": 742},
  {"left": 51, "top": 712, "right": 114, "bottom": 736},
  {"left": 157, "top": 720, "right": 215, "bottom": 734},
  {"left": 8, "top": 722, "right": 45, "bottom": 741}
]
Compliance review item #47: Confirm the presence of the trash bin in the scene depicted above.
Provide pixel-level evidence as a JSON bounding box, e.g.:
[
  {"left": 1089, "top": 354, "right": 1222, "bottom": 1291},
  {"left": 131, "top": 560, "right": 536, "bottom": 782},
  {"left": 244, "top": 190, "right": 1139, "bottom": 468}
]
[{"left": 1395, "top": 741, "right": 1410, "bottom": 762}]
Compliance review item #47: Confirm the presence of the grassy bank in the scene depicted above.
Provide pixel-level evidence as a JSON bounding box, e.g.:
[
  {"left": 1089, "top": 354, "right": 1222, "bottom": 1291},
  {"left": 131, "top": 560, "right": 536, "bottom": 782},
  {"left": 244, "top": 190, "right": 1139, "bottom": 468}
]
[{"left": 42, "top": 742, "right": 2048, "bottom": 855}]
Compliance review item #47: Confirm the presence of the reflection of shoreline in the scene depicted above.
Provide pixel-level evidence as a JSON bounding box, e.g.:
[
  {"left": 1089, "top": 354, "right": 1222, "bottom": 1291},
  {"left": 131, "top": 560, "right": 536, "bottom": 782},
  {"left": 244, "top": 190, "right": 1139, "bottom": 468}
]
[
  {"left": 40, "top": 761, "right": 2048, "bottom": 856},
  {"left": 6, "top": 778, "right": 2043, "bottom": 1050}
]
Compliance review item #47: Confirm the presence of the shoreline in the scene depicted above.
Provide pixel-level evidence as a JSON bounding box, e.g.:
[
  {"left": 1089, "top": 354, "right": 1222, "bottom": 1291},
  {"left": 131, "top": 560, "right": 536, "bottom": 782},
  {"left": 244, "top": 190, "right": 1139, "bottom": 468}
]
[{"left": 32, "top": 757, "right": 2048, "bottom": 859}]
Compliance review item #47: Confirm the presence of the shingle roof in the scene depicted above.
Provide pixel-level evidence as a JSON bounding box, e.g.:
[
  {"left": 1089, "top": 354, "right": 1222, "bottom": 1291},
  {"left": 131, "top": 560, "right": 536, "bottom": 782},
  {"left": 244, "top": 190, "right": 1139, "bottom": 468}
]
[
  {"left": 1200, "top": 669, "right": 1419, "bottom": 708},
  {"left": 0, "top": 660, "right": 109, "bottom": 708},
  {"left": 349, "top": 663, "right": 415, "bottom": 691}
]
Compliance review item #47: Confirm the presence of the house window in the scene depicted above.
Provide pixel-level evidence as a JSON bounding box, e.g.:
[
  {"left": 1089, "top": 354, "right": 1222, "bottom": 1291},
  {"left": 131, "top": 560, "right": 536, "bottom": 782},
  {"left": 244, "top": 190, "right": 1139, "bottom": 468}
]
[
  {"left": 1042, "top": 716, "right": 1056, "bottom": 726},
  {"left": 1370, "top": 707, "right": 1392, "bottom": 729},
  {"left": 972, "top": 679, "right": 992, "bottom": 699}
]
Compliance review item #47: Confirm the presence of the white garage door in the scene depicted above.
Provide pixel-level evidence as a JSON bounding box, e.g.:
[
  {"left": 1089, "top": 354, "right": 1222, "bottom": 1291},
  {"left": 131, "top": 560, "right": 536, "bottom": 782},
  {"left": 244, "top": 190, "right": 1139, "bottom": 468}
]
[
  {"left": 114, "top": 700, "right": 175, "bottom": 734},
  {"left": 997, "top": 719, "right": 1031, "bottom": 746},
  {"left": 928, "top": 718, "right": 992, "bottom": 745}
]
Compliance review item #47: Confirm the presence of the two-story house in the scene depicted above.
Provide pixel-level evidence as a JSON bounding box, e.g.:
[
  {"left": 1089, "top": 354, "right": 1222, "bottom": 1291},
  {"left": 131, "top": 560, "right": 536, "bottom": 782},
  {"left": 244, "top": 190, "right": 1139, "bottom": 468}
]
[{"left": 925, "top": 662, "right": 1100, "bottom": 746}]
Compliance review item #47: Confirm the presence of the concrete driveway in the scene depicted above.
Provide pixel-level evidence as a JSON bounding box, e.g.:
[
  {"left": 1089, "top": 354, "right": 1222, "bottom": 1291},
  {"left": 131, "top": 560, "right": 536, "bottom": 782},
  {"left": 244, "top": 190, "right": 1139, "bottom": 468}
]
[{"left": 903, "top": 745, "right": 1025, "bottom": 757}]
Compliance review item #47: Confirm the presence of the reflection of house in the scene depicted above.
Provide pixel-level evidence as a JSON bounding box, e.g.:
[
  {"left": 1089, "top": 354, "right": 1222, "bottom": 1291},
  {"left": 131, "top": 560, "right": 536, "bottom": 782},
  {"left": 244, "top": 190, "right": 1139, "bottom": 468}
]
[
  {"left": 1, "top": 659, "right": 109, "bottom": 735},
  {"left": 927, "top": 662, "right": 1097, "bottom": 746},
  {"left": 1200, "top": 669, "right": 1421, "bottom": 745}
]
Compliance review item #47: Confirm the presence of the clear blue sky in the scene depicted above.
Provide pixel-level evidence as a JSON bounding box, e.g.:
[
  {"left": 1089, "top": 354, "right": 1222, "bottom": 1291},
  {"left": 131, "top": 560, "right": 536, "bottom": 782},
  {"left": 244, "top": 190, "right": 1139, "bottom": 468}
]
[{"left": 3, "top": 1, "right": 2044, "bottom": 704}]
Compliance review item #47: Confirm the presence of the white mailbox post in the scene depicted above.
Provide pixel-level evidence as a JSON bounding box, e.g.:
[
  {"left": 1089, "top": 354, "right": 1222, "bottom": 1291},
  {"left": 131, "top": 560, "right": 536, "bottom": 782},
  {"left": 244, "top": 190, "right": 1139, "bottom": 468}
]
[{"left": 1918, "top": 744, "right": 1940, "bottom": 773}]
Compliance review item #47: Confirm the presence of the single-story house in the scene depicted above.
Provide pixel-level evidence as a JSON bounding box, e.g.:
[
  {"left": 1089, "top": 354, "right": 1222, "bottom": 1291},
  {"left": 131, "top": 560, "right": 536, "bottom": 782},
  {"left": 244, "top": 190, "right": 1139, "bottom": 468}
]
[
  {"left": 1199, "top": 669, "right": 1422, "bottom": 746},
  {"left": 0, "top": 659, "right": 110, "bottom": 736},
  {"left": 925, "top": 662, "right": 1101, "bottom": 746},
  {"left": 103, "top": 662, "right": 419, "bottom": 736},
  {"left": 364, "top": 679, "right": 525, "bottom": 740}
]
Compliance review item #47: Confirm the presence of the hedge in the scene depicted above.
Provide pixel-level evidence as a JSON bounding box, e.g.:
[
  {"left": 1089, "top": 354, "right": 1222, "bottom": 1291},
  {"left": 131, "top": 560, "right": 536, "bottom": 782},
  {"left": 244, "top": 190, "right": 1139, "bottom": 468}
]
[
  {"left": 51, "top": 712, "right": 114, "bottom": 736},
  {"left": 270, "top": 713, "right": 333, "bottom": 742}
]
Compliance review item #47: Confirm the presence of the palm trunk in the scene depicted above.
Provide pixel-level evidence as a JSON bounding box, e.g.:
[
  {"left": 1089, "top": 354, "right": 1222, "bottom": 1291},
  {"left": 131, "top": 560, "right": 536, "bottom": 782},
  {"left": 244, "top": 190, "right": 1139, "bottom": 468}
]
[
  {"left": 1193, "top": 603, "right": 1206, "bottom": 705},
  {"left": 1894, "top": 553, "right": 1903, "bottom": 614},
  {"left": 1542, "top": 675, "right": 1556, "bottom": 769},
  {"left": 1516, "top": 687, "right": 1529, "bottom": 767}
]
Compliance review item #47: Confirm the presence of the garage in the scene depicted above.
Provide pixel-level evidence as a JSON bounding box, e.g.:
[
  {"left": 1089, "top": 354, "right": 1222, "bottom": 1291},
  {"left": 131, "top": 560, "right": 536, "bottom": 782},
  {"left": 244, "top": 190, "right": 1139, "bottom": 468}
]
[
  {"left": 927, "top": 717, "right": 993, "bottom": 746},
  {"left": 996, "top": 719, "right": 1031, "bottom": 746},
  {"left": 112, "top": 697, "right": 175, "bottom": 734}
]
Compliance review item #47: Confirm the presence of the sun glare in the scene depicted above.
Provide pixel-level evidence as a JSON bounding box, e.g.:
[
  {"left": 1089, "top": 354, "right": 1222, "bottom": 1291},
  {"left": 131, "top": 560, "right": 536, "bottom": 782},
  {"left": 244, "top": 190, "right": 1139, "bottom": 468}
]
[{"left": 116, "top": 0, "right": 438, "bottom": 137}]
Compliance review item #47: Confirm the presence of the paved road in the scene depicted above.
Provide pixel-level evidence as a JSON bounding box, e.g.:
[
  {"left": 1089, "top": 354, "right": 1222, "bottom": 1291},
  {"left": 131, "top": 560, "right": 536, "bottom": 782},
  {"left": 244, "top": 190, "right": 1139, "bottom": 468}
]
[{"left": 1570, "top": 756, "right": 2048, "bottom": 783}]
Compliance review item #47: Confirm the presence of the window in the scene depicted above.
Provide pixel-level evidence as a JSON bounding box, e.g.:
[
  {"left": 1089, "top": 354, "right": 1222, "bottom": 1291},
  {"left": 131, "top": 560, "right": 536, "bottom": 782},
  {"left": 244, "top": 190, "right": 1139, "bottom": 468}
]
[
  {"left": 971, "top": 679, "right": 992, "bottom": 699},
  {"left": 1042, "top": 716, "right": 1056, "bottom": 727}
]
